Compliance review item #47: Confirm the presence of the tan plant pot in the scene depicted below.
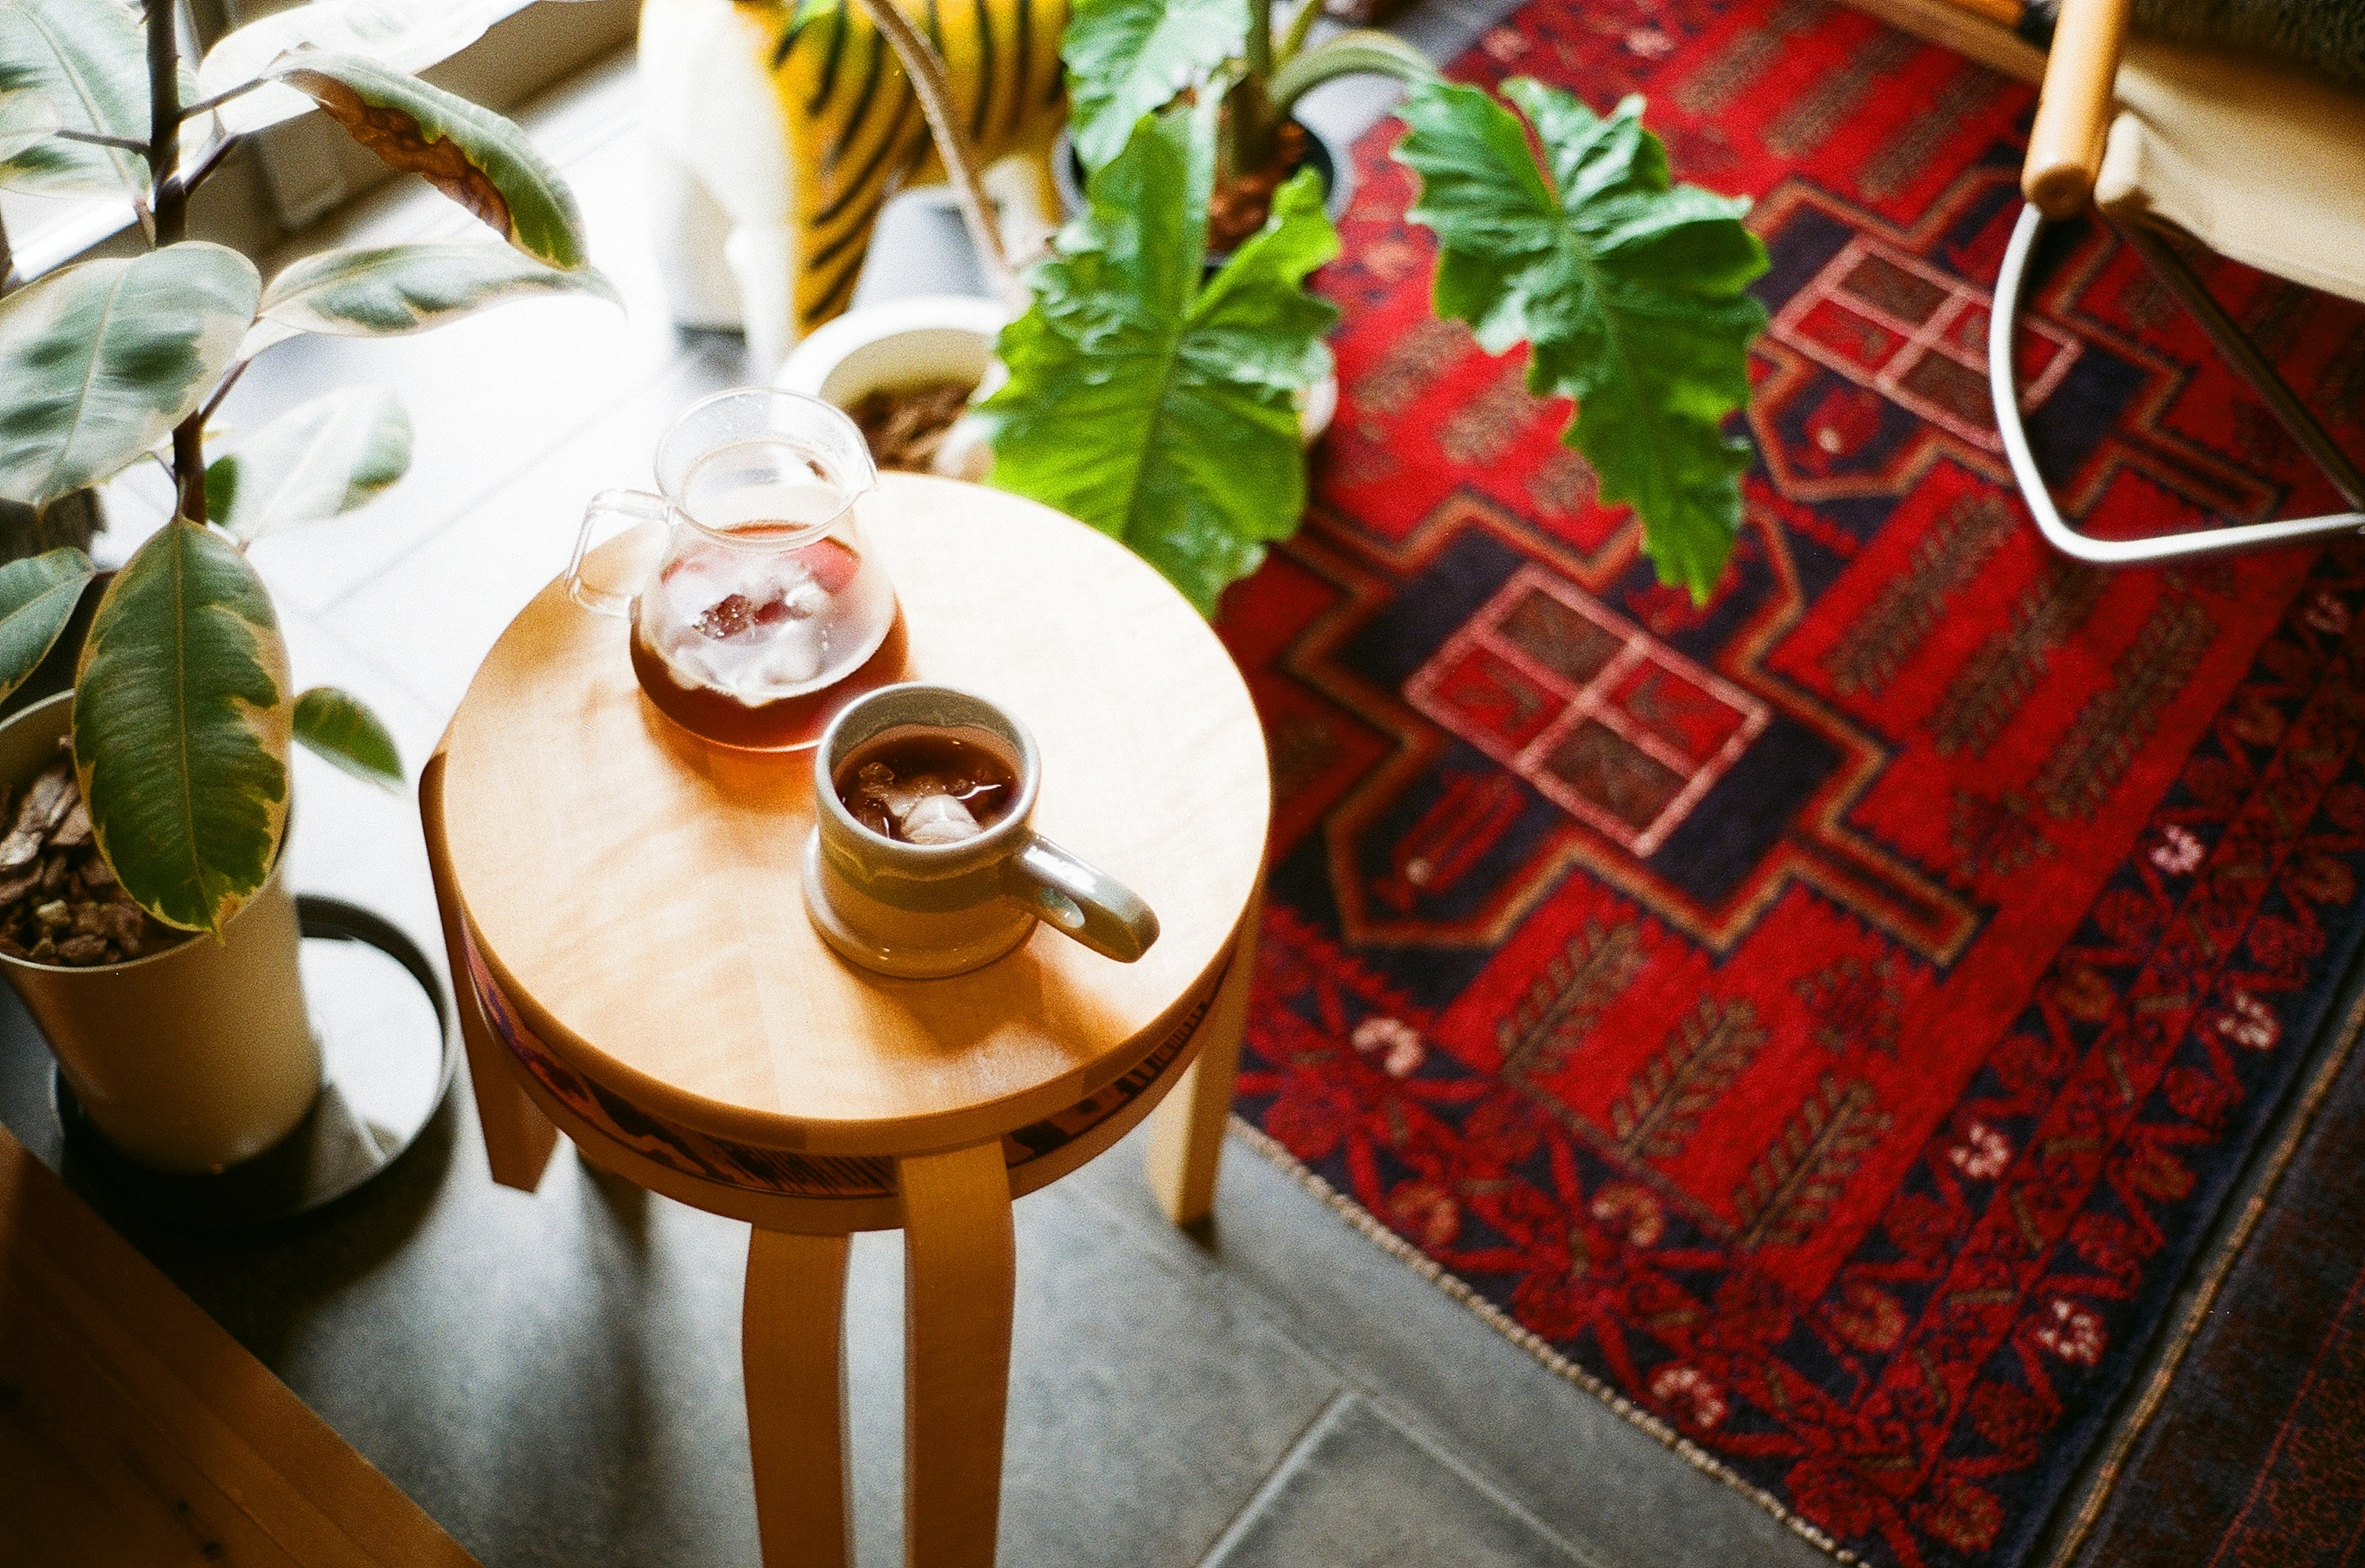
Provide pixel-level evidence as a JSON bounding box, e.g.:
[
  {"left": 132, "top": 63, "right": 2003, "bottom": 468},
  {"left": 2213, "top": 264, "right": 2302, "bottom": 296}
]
[{"left": 0, "top": 692, "right": 321, "bottom": 1174}]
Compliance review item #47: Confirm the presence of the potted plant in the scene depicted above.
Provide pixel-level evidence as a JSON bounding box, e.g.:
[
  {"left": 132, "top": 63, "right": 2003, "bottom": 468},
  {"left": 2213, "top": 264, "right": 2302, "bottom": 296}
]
[
  {"left": 0, "top": 0, "right": 612, "bottom": 1173},
  {"left": 969, "top": 0, "right": 1773, "bottom": 612}
]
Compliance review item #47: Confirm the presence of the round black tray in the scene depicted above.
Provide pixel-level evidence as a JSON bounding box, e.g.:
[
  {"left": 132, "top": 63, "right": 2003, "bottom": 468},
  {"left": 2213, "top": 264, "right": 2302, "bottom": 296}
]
[{"left": 51, "top": 895, "right": 458, "bottom": 1227}]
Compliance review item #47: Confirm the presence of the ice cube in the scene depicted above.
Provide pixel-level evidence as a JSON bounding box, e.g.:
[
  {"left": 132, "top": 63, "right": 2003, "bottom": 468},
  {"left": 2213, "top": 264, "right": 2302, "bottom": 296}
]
[
  {"left": 751, "top": 615, "right": 824, "bottom": 689},
  {"left": 660, "top": 552, "right": 743, "bottom": 620},
  {"left": 660, "top": 629, "right": 737, "bottom": 692},
  {"left": 868, "top": 770, "right": 939, "bottom": 819},
  {"left": 694, "top": 592, "right": 761, "bottom": 640},
  {"left": 901, "top": 793, "right": 981, "bottom": 844},
  {"left": 782, "top": 578, "right": 830, "bottom": 620}
]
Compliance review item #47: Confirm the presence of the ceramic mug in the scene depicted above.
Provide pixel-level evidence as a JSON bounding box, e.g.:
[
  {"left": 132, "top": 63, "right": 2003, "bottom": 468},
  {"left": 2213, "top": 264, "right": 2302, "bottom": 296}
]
[{"left": 801, "top": 684, "right": 1160, "bottom": 978}]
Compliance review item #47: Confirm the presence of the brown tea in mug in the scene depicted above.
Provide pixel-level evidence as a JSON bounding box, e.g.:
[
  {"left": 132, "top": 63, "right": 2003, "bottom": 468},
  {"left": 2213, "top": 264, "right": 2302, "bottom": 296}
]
[{"left": 833, "top": 727, "right": 1019, "bottom": 845}]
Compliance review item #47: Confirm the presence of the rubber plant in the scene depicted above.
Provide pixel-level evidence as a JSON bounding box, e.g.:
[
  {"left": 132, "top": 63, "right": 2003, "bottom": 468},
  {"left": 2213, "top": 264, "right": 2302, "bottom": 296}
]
[
  {"left": 0, "top": 0, "right": 613, "bottom": 942},
  {"left": 973, "top": 0, "right": 1771, "bottom": 612}
]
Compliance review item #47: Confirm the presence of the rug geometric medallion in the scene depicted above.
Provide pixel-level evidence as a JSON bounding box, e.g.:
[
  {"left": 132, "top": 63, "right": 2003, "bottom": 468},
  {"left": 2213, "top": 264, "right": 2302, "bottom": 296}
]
[{"left": 1216, "top": 1, "right": 2365, "bottom": 1564}]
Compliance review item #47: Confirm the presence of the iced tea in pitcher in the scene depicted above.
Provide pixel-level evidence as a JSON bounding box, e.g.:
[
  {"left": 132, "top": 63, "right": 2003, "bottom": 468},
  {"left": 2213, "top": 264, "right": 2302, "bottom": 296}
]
[{"left": 569, "top": 389, "right": 904, "bottom": 751}]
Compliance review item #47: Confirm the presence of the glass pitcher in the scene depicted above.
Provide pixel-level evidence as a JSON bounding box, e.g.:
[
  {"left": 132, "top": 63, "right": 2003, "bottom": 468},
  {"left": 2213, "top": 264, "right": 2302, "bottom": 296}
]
[{"left": 567, "top": 388, "right": 904, "bottom": 751}]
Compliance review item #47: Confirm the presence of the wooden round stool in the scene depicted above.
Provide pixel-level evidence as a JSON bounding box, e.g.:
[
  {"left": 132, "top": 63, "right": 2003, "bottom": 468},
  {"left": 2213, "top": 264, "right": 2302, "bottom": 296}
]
[{"left": 418, "top": 474, "right": 1268, "bottom": 1568}]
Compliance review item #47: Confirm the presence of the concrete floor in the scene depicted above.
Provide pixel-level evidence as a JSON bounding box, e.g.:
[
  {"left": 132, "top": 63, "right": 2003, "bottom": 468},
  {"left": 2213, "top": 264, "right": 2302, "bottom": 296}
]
[{"left": 0, "top": 8, "right": 1835, "bottom": 1566}]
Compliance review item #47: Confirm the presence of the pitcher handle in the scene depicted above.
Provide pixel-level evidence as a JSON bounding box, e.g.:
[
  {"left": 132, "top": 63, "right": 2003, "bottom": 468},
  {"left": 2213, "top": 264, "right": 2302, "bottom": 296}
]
[
  {"left": 567, "top": 488, "right": 669, "bottom": 618},
  {"left": 1007, "top": 835, "right": 1160, "bottom": 963}
]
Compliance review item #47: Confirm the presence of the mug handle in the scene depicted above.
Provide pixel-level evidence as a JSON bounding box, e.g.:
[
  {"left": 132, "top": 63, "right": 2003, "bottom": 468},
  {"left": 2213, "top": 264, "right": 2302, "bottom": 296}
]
[
  {"left": 567, "top": 488, "right": 669, "bottom": 618},
  {"left": 1008, "top": 835, "right": 1160, "bottom": 963}
]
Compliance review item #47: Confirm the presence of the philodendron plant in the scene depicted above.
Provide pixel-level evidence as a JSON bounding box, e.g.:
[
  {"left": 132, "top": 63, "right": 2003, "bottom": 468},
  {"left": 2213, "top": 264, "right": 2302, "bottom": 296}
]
[
  {"left": 974, "top": 0, "right": 1770, "bottom": 612},
  {"left": 0, "top": 0, "right": 612, "bottom": 944}
]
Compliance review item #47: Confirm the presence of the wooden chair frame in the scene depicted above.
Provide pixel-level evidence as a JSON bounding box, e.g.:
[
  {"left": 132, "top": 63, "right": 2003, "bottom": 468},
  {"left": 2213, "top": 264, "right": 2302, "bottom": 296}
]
[{"left": 1990, "top": 0, "right": 2365, "bottom": 564}]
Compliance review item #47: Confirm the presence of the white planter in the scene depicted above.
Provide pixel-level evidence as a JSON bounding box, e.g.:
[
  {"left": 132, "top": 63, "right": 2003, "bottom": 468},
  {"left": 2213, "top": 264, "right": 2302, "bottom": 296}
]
[
  {"left": 0, "top": 693, "right": 320, "bottom": 1173},
  {"left": 778, "top": 293, "right": 1338, "bottom": 453}
]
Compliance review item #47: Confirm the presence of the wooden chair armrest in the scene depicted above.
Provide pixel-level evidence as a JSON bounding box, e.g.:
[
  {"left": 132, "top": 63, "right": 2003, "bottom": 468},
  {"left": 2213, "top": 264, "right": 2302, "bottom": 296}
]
[{"left": 2024, "top": 0, "right": 2134, "bottom": 216}]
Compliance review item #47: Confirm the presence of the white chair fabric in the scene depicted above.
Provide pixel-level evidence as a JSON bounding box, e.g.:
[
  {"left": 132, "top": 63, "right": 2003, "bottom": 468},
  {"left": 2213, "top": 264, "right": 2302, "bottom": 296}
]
[{"left": 2096, "top": 37, "right": 2365, "bottom": 305}]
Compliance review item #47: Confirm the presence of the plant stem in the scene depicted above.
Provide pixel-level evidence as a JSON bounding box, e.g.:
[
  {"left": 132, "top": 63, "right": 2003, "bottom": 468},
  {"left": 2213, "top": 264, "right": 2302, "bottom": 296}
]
[
  {"left": 1267, "top": 30, "right": 1435, "bottom": 118},
  {"left": 177, "top": 129, "right": 236, "bottom": 196},
  {"left": 146, "top": 2, "right": 180, "bottom": 242},
  {"left": 54, "top": 127, "right": 153, "bottom": 152},
  {"left": 1246, "top": 0, "right": 1274, "bottom": 82},
  {"left": 180, "top": 77, "right": 269, "bottom": 120},
  {"left": 1228, "top": 0, "right": 1279, "bottom": 176},
  {"left": 843, "top": 0, "right": 1026, "bottom": 309},
  {"left": 145, "top": 1, "right": 207, "bottom": 525},
  {"left": 197, "top": 358, "right": 249, "bottom": 427},
  {"left": 1275, "top": 0, "right": 1325, "bottom": 70}
]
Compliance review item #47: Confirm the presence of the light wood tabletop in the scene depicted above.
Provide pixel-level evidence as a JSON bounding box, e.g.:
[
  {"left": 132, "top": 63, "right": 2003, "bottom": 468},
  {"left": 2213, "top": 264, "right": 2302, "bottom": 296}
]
[{"left": 438, "top": 472, "right": 1269, "bottom": 1158}]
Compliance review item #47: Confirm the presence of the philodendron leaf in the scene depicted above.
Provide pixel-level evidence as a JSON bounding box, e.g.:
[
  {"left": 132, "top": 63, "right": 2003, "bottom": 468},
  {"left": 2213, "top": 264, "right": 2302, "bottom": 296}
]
[
  {"left": 0, "top": 0, "right": 147, "bottom": 198},
  {"left": 1062, "top": 0, "right": 1247, "bottom": 171},
  {"left": 269, "top": 53, "right": 589, "bottom": 269},
  {"left": 0, "top": 548, "right": 93, "bottom": 704},
  {"left": 206, "top": 387, "right": 412, "bottom": 542},
  {"left": 200, "top": 0, "right": 502, "bottom": 135},
  {"left": 977, "top": 109, "right": 1338, "bottom": 615},
  {"left": 255, "top": 242, "right": 620, "bottom": 344},
  {"left": 75, "top": 522, "right": 293, "bottom": 937},
  {"left": 0, "top": 244, "right": 262, "bottom": 509},
  {"left": 293, "top": 686, "right": 402, "bottom": 788},
  {"left": 1394, "top": 79, "right": 1768, "bottom": 600}
]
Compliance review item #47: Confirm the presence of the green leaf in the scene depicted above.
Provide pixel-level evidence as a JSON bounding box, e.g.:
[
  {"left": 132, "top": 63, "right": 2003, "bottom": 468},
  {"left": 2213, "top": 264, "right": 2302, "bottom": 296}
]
[
  {"left": 0, "top": 244, "right": 262, "bottom": 509},
  {"left": 205, "top": 387, "right": 412, "bottom": 542},
  {"left": 293, "top": 686, "right": 402, "bottom": 789},
  {"left": 74, "top": 522, "right": 292, "bottom": 937},
  {"left": 254, "top": 241, "right": 620, "bottom": 342},
  {"left": 0, "top": 91, "right": 59, "bottom": 162},
  {"left": 977, "top": 108, "right": 1337, "bottom": 615},
  {"left": 1062, "top": 0, "right": 1246, "bottom": 171},
  {"left": 269, "top": 53, "right": 589, "bottom": 269},
  {"left": 0, "top": 548, "right": 92, "bottom": 705},
  {"left": 0, "top": 0, "right": 147, "bottom": 198},
  {"left": 200, "top": 0, "right": 500, "bottom": 136},
  {"left": 1394, "top": 79, "right": 1768, "bottom": 600}
]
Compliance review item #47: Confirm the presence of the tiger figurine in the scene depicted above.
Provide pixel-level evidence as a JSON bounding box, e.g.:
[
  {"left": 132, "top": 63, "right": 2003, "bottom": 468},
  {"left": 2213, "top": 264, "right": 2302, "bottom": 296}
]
[{"left": 640, "top": 0, "right": 1067, "bottom": 373}]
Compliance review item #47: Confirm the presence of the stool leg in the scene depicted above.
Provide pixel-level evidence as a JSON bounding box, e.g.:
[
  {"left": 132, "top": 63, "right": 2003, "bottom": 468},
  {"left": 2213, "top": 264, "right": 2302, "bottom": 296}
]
[
  {"left": 899, "top": 1142, "right": 1016, "bottom": 1568},
  {"left": 1145, "top": 890, "right": 1263, "bottom": 1227},
  {"left": 744, "top": 1227, "right": 855, "bottom": 1568},
  {"left": 421, "top": 748, "right": 556, "bottom": 1191}
]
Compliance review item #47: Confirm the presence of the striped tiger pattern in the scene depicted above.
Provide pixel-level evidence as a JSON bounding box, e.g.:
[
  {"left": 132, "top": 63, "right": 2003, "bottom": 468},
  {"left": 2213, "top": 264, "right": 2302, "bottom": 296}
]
[{"left": 737, "top": 0, "right": 1067, "bottom": 331}]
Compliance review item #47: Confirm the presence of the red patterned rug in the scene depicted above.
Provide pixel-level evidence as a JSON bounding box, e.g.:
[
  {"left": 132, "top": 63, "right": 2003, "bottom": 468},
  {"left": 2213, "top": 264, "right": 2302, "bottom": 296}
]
[{"left": 1215, "top": 1, "right": 2365, "bottom": 1565}]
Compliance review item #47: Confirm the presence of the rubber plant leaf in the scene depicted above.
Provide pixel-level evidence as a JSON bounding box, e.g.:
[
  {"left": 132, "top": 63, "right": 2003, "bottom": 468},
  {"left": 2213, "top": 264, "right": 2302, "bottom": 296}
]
[
  {"left": 0, "top": 548, "right": 93, "bottom": 705},
  {"left": 268, "top": 52, "right": 589, "bottom": 269},
  {"left": 977, "top": 108, "right": 1338, "bottom": 615},
  {"left": 253, "top": 242, "right": 619, "bottom": 348},
  {"left": 0, "top": 244, "right": 262, "bottom": 509},
  {"left": 0, "top": 0, "right": 147, "bottom": 198},
  {"left": 1394, "top": 78, "right": 1768, "bottom": 600},
  {"left": 1062, "top": 0, "right": 1248, "bottom": 171},
  {"left": 205, "top": 387, "right": 413, "bottom": 543},
  {"left": 74, "top": 522, "right": 293, "bottom": 937},
  {"left": 293, "top": 686, "right": 402, "bottom": 789},
  {"left": 200, "top": 0, "right": 502, "bottom": 135},
  {"left": 0, "top": 92, "right": 59, "bottom": 164}
]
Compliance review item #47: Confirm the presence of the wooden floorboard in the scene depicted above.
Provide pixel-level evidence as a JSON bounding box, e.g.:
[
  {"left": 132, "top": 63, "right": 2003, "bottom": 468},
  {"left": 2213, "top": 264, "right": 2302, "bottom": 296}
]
[
  {"left": 0, "top": 1126, "right": 478, "bottom": 1568},
  {"left": 1841, "top": 0, "right": 2047, "bottom": 81}
]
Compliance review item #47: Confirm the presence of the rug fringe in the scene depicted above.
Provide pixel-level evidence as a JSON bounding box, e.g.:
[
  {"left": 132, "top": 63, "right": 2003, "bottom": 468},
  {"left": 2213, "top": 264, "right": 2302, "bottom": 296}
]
[{"left": 1227, "top": 1116, "right": 1857, "bottom": 1565}]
